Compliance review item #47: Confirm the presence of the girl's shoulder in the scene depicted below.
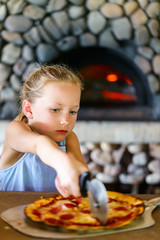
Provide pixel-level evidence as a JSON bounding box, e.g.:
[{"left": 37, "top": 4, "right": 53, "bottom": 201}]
[
  {"left": 0, "top": 121, "right": 33, "bottom": 170},
  {"left": 7, "top": 119, "right": 28, "bottom": 129},
  {"left": 6, "top": 120, "right": 31, "bottom": 137}
]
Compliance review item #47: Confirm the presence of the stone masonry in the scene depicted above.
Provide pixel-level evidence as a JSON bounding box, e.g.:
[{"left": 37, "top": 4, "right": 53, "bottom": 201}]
[{"left": 0, "top": 0, "right": 160, "bottom": 119}]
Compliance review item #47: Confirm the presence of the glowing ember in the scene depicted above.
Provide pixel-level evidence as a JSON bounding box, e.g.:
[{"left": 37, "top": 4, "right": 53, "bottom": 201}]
[{"left": 106, "top": 74, "right": 118, "bottom": 82}]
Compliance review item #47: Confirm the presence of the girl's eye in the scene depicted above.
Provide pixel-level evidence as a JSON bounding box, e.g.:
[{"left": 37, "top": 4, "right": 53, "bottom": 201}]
[
  {"left": 51, "top": 109, "right": 60, "bottom": 113},
  {"left": 70, "top": 110, "right": 78, "bottom": 115}
]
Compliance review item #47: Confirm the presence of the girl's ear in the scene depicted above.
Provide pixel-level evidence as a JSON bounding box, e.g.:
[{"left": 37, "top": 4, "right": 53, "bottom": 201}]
[{"left": 22, "top": 100, "right": 33, "bottom": 119}]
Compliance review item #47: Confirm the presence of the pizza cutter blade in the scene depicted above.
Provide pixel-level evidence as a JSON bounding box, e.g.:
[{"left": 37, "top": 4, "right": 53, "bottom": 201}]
[{"left": 79, "top": 172, "right": 108, "bottom": 225}]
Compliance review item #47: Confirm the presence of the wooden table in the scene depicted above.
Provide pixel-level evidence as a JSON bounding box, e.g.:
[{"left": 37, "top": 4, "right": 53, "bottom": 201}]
[{"left": 0, "top": 191, "right": 160, "bottom": 240}]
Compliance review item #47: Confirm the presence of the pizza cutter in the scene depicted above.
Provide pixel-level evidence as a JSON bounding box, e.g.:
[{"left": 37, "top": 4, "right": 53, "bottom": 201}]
[{"left": 79, "top": 172, "right": 108, "bottom": 225}]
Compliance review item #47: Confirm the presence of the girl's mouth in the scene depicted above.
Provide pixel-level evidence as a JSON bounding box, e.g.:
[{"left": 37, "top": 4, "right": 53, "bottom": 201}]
[{"left": 56, "top": 130, "right": 68, "bottom": 134}]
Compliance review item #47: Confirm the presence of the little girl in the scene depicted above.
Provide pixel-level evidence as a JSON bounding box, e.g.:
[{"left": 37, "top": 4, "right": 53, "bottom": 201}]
[{"left": 0, "top": 64, "right": 88, "bottom": 197}]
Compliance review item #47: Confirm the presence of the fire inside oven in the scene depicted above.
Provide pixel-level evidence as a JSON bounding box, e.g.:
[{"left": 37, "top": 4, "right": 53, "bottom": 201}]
[
  {"left": 53, "top": 47, "right": 153, "bottom": 120},
  {"left": 79, "top": 64, "right": 137, "bottom": 108}
]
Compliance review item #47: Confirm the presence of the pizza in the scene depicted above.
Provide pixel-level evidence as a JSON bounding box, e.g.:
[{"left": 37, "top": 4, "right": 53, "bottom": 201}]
[{"left": 24, "top": 191, "right": 144, "bottom": 230}]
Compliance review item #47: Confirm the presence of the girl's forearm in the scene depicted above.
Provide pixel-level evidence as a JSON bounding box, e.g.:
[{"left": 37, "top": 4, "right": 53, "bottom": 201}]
[
  {"left": 35, "top": 135, "right": 88, "bottom": 197},
  {"left": 35, "top": 135, "right": 69, "bottom": 172}
]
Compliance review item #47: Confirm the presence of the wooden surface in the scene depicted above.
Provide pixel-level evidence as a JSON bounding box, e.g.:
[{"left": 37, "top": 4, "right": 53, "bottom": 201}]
[{"left": 0, "top": 191, "right": 160, "bottom": 240}]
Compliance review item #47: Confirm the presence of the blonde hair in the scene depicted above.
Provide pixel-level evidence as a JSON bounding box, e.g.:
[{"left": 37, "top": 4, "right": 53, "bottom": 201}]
[{"left": 15, "top": 64, "right": 84, "bottom": 122}]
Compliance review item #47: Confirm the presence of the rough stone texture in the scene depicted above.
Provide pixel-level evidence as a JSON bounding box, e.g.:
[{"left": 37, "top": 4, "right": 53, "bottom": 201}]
[
  {"left": 36, "top": 43, "right": 59, "bottom": 63},
  {"left": 23, "top": 27, "right": 41, "bottom": 46},
  {"left": 153, "top": 55, "right": 160, "bottom": 75},
  {"left": 109, "top": 0, "right": 125, "bottom": 5},
  {"left": 0, "top": 102, "right": 18, "bottom": 120},
  {"left": 7, "top": 0, "right": 27, "bottom": 14},
  {"left": 0, "top": 64, "right": 11, "bottom": 86},
  {"left": 112, "top": 17, "right": 132, "bottom": 40},
  {"left": 124, "top": 1, "right": 139, "bottom": 15},
  {"left": 146, "top": 173, "right": 160, "bottom": 185},
  {"left": 146, "top": 2, "right": 160, "bottom": 18},
  {"left": 0, "top": 4, "right": 7, "bottom": 21},
  {"left": 1, "top": 43, "right": 21, "bottom": 65},
  {"left": 86, "top": 0, "right": 105, "bottom": 10},
  {"left": 10, "top": 74, "right": 21, "bottom": 91},
  {"left": 149, "top": 144, "right": 160, "bottom": 159},
  {"left": 1, "top": 30, "right": 24, "bottom": 45},
  {"left": 37, "top": 25, "right": 54, "bottom": 44},
  {"left": 68, "top": 6, "right": 86, "bottom": 19},
  {"left": 46, "top": 0, "right": 67, "bottom": 13},
  {"left": 148, "top": 159, "right": 160, "bottom": 173},
  {"left": 80, "top": 32, "right": 97, "bottom": 46},
  {"left": 99, "top": 29, "right": 119, "bottom": 48},
  {"left": 87, "top": 11, "right": 107, "bottom": 34},
  {"left": 127, "top": 144, "right": 145, "bottom": 154},
  {"left": 137, "top": 47, "right": 153, "bottom": 60},
  {"left": 52, "top": 11, "right": 70, "bottom": 36},
  {"left": 1, "top": 86, "right": 16, "bottom": 101},
  {"left": 0, "top": 0, "right": 160, "bottom": 123},
  {"left": 68, "top": 0, "right": 85, "bottom": 5},
  {"left": 43, "top": 16, "right": 63, "bottom": 40},
  {"left": 23, "top": 5, "right": 46, "bottom": 20},
  {"left": 22, "top": 62, "right": 39, "bottom": 81},
  {"left": 4, "top": 15, "right": 33, "bottom": 33},
  {"left": 138, "top": 0, "right": 148, "bottom": 9},
  {"left": 150, "top": 38, "right": 160, "bottom": 54},
  {"left": 71, "top": 18, "right": 86, "bottom": 36},
  {"left": 13, "top": 58, "right": 27, "bottom": 76},
  {"left": 148, "top": 19, "right": 160, "bottom": 37},
  {"left": 135, "top": 26, "right": 150, "bottom": 45},
  {"left": 25, "top": 0, "right": 48, "bottom": 6},
  {"left": 101, "top": 3, "right": 123, "bottom": 18},
  {"left": 135, "top": 55, "right": 151, "bottom": 74},
  {"left": 131, "top": 9, "right": 148, "bottom": 28},
  {"left": 22, "top": 45, "right": 35, "bottom": 62},
  {"left": 148, "top": 74, "right": 160, "bottom": 93},
  {"left": 56, "top": 36, "right": 78, "bottom": 51},
  {"left": 132, "top": 152, "right": 148, "bottom": 166}
]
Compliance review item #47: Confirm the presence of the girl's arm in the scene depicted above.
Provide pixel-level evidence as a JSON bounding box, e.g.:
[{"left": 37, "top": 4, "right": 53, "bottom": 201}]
[
  {"left": 66, "top": 131, "right": 87, "bottom": 164},
  {"left": 1, "top": 120, "right": 88, "bottom": 197},
  {"left": 55, "top": 131, "right": 89, "bottom": 196}
]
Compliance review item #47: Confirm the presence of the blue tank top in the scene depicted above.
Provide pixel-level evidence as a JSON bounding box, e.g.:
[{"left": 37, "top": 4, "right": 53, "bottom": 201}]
[{"left": 0, "top": 140, "right": 66, "bottom": 191}]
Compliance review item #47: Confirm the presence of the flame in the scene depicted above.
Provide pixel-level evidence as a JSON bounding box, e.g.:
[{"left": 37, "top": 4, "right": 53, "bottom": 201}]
[
  {"left": 101, "top": 90, "right": 137, "bottom": 101},
  {"left": 106, "top": 74, "right": 118, "bottom": 82},
  {"left": 125, "top": 77, "right": 132, "bottom": 85}
]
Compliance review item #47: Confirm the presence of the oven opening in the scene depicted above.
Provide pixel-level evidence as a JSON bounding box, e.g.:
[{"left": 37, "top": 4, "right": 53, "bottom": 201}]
[
  {"left": 79, "top": 64, "right": 137, "bottom": 108},
  {"left": 54, "top": 47, "right": 154, "bottom": 121}
]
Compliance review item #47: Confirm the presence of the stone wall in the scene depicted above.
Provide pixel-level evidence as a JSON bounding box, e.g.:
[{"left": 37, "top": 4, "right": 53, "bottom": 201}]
[
  {"left": 80, "top": 140, "right": 160, "bottom": 193},
  {"left": 0, "top": 120, "right": 160, "bottom": 193},
  {"left": 0, "top": 0, "right": 160, "bottom": 119}
]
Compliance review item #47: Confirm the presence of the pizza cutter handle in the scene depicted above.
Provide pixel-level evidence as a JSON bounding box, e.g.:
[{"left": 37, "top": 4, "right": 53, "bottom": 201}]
[{"left": 79, "top": 172, "right": 91, "bottom": 197}]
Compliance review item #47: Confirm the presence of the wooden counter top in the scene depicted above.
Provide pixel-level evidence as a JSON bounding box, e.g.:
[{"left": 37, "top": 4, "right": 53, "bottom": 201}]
[{"left": 0, "top": 191, "right": 160, "bottom": 240}]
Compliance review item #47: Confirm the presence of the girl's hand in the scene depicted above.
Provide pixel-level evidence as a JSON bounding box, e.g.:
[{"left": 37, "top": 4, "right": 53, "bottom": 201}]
[
  {"left": 54, "top": 132, "right": 89, "bottom": 197},
  {"left": 55, "top": 155, "right": 88, "bottom": 197},
  {"left": 55, "top": 176, "right": 69, "bottom": 197}
]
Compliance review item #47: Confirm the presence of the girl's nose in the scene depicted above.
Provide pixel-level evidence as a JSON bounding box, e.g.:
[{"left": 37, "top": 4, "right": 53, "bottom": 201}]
[{"left": 60, "top": 114, "right": 70, "bottom": 125}]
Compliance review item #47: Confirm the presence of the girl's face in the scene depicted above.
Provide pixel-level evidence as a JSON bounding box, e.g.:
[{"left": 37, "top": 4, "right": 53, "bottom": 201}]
[{"left": 28, "top": 81, "right": 81, "bottom": 142}]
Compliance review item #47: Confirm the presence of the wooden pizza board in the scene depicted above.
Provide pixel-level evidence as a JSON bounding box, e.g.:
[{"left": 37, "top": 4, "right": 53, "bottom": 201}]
[{"left": 0, "top": 203, "right": 157, "bottom": 239}]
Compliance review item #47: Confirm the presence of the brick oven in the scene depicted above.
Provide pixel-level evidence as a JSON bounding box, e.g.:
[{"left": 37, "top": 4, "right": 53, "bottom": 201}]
[
  {"left": 55, "top": 46, "right": 155, "bottom": 121},
  {"left": 0, "top": 0, "right": 160, "bottom": 193}
]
